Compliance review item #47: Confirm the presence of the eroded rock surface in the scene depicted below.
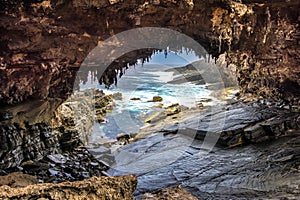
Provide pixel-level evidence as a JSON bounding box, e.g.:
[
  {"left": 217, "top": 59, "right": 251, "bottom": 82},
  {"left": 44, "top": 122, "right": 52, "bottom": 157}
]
[
  {"left": 0, "top": 1, "right": 299, "bottom": 199},
  {"left": 132, "top": 133, "right": 300, "bottom": 199},
  {"left": 0, "top": 175, "right": 137, "bottom": 200},
  {"left": 0, "top": 172, "right": 38, "bottom": 188}
]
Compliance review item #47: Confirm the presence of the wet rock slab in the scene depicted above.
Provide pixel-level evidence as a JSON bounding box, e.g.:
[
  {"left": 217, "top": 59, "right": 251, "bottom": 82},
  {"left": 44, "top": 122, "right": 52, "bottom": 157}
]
[
  {"left": 162, "top": 101, "right": 299, "bottom": 146},
  {"left": 113, "top": 133, "right": 300, "bottom": 199},
  {"left": 108, "top": 102, "right": 300, "bottom": 199}
]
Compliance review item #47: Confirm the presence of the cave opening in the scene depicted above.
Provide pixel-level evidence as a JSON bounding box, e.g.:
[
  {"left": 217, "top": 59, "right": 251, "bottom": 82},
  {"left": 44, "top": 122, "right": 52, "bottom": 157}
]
[
  {"left": 79, "top": 48, "right": 228, "bottom": 143},
  {"left": 67, "top": 46, "right": 240, "bottom": 176},
  {"left": 0, "top": 1, "right": 299, "bottom": 199}
]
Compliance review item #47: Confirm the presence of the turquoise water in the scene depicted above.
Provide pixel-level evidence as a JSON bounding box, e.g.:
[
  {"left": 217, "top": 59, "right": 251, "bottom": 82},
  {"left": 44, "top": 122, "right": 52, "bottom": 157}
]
[{"left": 80, "top": 61, "right": 216, "bottom": 143}]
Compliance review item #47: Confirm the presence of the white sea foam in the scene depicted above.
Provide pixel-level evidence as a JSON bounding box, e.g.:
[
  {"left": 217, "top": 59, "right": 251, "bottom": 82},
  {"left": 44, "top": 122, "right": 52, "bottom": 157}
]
[{"left": 80, "top": 63, "right": 223, "bottom": 140}]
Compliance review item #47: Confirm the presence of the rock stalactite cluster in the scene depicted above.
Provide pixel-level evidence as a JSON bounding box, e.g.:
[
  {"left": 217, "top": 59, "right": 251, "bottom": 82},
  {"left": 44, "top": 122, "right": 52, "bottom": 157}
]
[
  {"left": 0, "top": 0, "right": 298, "bottom": 106},
  {"left": 213, "top": 1, "right": 300, "bottom": 107}
]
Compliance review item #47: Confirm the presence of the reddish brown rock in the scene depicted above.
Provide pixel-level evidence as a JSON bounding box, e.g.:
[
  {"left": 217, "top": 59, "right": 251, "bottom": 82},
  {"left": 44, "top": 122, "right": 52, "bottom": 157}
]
[
  {"left": 1, "top": 1, "right": 298, "bottom": 107},
  {"left": 0, "top": 172, "right": 38, "bottom": 188},
  {"left": 0, "top": 175, "right": 137, "bottom": 200}
]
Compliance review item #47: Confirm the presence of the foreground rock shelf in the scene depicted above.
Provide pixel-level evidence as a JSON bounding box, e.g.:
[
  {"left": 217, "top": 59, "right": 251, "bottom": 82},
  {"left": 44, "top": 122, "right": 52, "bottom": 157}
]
[
  {"left": 131, "top": 132, "right": 300, "bottom": 199},
  {"left": 107, "top": 101, "right": 299, "bottom": 199},
  {"left": 0, "top": 175, "right": 137, "bottom": 200}
]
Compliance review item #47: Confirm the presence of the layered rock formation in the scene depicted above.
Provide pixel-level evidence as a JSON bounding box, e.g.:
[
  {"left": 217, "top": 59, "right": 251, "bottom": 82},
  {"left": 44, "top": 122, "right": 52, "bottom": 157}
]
[
  {"left": 0, "top": 89, "right": 113, "bottom": 182},
  {"left": 108, "top": 102, "right": 299, "bottom": 199},
  {"left": 0, "top": 0, "right": 298, "bottom": 106}
]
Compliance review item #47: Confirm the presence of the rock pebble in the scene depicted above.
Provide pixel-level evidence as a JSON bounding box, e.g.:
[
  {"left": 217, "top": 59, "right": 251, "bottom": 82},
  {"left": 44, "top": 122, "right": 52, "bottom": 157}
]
[
  {"left": 130, "top": 97, "right": 141, "bottom": 101},
  {"left": 14, "top": 146, "right": 108, "bottom": 184},
  {"left": 0, "top": 112, "right": 13, "bottom": 121}
]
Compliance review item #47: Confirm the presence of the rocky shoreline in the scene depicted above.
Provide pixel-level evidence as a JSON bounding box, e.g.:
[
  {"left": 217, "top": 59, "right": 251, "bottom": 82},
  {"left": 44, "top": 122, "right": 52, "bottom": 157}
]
[
  {"left": 107, "top": 100, "right": 299, "bottom": 199},
  {"left": 0, "top": 87, "right": 205, "bottom": 199},
  {"left": 0, "top": 87, "right": 299, "bottom": 199},
  {"left": 0, "top": 69, "right": 298, "bottom": 199}
]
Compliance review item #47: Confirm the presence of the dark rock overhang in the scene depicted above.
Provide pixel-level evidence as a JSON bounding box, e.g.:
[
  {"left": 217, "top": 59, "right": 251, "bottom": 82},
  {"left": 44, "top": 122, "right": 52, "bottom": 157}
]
[{"left": 0, "top": 0, "right": 299, "bottom": 107}]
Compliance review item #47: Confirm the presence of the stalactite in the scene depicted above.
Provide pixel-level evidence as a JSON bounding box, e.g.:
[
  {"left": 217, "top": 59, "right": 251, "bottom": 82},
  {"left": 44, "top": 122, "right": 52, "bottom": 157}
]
[{"left": 80, "top": 47, "right": 206, "bottom": 89}]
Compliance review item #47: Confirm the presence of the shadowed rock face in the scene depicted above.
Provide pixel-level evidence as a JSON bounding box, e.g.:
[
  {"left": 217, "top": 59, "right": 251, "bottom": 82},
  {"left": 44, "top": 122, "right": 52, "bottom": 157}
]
[
  {"left": 0, "top": 89, "right": 114, "bottom": 180},
  {"left": 0, "top": 0, "right": 299, "bottom": 106}
]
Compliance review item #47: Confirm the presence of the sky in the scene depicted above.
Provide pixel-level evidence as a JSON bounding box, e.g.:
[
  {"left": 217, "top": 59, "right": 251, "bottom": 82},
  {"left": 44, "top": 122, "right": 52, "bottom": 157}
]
[{"left": 145, "top": 49, "right": 201, "bottom": 65}]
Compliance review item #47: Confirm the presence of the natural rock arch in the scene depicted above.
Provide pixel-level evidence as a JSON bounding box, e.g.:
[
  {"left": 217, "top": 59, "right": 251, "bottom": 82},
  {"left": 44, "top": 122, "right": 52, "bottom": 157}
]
[{"left": 0, "top": 0, "right": 299, "bottom": 107}]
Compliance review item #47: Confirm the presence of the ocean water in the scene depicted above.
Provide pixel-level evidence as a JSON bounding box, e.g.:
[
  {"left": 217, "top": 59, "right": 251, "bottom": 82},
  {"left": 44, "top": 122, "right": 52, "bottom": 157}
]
[{"left": 80, "top": 62, "right": 216, "bottom": 143}]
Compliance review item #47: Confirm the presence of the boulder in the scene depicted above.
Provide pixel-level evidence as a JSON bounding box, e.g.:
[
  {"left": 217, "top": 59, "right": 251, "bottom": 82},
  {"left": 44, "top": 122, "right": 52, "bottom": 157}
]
[
  {"left": 197, "top": 98, "right": 212, "bottom": 103},
  {"left": 149, "top": 96, "right": 163, "bottom": 102},
  {"left": 144, "top": 112, "right": 167, "bottom": 123},
  {"left": 116, "top": 133, "right": 131, "bottom": 144},
  {"left": 116, "top": 133, "right": 136, "bottom": 144},
  {"left": 154, "top": 103, "right": 163, "bottom": 108},
  {"left": 0, "top": 112, "right": 13, "bottom": 122},
  {"left": 164, "top": 103, "right": 181, "bottom": 116},
  {"left": 130, "top": 97, "right": 141, "bottom": 101}
]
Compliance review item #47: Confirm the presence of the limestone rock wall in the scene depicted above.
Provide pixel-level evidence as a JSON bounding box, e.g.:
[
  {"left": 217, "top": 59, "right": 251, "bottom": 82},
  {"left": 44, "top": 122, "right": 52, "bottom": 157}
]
[{"left": 212, "top": 1, "right": 300, "bottom": 107}]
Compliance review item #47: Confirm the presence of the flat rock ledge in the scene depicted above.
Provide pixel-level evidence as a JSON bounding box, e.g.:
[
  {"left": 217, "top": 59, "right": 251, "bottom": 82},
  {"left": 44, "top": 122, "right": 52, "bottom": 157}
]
[{"left": 0, "top": 175, "right": 137, "bottom": 200}]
